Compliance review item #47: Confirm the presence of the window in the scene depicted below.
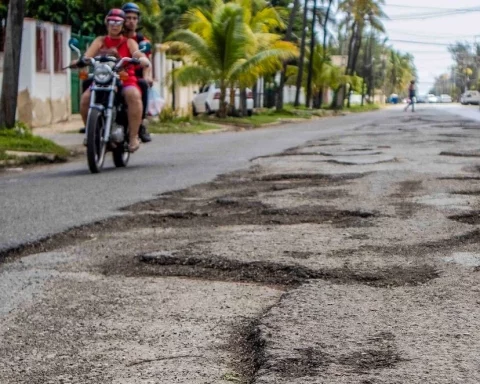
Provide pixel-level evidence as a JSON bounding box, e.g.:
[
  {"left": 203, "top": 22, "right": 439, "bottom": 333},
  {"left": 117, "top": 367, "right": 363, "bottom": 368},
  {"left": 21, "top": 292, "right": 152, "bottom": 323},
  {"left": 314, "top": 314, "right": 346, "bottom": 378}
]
[
  {"left": 36, "top": 25, "right": 48, "bottom": 72},
  {"left": 53, "top": 30, "right": 64, "bottom": 72}
]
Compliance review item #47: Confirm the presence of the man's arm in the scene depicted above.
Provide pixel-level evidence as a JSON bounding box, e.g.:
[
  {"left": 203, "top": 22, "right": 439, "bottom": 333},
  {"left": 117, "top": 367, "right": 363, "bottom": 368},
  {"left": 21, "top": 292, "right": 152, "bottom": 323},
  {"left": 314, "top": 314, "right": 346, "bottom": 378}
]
[
  {"left": 142, "top": 64, "right": 153, "bottom": 86},
  {"left": 127, "top": 38, "right": 150, "bottom": 68}
]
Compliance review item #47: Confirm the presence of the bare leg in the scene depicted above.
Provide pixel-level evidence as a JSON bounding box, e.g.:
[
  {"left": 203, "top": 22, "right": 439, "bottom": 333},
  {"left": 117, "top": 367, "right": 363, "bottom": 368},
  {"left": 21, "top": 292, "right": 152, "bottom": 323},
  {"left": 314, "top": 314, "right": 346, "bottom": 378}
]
[
  {"left": 80, "top": 89, "right": 91, "bottom": 124},
  {"left": 123, "top": 86, "right": 142, "bottom": 152}
]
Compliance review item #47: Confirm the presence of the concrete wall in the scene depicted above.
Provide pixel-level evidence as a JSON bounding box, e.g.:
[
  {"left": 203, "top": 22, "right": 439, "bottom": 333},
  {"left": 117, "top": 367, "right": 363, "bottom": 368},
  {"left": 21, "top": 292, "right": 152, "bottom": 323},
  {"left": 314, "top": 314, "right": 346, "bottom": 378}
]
[
  {"left": 0, "top": 18, "right": 71, "bottom": 127},
  {"left": 149, "top": 44, "right": 195, "bottom": 116}
]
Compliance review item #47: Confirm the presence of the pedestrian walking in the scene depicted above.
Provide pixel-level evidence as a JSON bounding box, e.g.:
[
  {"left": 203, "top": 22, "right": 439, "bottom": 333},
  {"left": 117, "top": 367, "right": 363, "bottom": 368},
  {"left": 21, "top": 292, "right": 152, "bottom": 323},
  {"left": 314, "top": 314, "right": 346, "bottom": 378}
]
[{"left": 404, "top": 80, "right": 416, "bottom": 112}]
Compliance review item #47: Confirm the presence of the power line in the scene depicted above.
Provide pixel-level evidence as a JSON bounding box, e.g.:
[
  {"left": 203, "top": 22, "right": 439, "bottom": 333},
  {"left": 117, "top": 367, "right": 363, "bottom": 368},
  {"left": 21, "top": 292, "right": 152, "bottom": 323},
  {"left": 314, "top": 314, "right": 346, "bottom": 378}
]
[
  {"left": 386, "top": 4, "right": 471, "bottom": 10},
  {"left": 388, "top": 39, "right": 451, "bottom": 46},
  {"left": 386, "top": 30, "right": 475, "bottom": 40},
  {"left": 385, "top": 7, "right": 480, "bottom": 20},
  {"left": 401, "top": 51, "right": 451, "bottom": 55}
]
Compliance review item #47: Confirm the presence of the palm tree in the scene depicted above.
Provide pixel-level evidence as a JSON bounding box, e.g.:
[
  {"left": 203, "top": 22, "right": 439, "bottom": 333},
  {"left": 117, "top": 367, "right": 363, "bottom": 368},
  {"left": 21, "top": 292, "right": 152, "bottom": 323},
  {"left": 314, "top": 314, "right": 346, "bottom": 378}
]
[
  {"left": 232, "top": 0, "right": 286, "bottom": 114},
  {"left": 294, "top": 0, "right": 309, "bottom": 106},
  {"left": 305, "top": 0, "right": 318, "bottom": 108},
  {"left": 167, "top": 0, "right": 297, "bottom": 117},
  {"left": 291, "top": 43, "right": 361, "bottom": 107},
  {"left": 322, "top": 0, "right": 335, "bottom": 56},
  {"left": 337, "top": 0, "right": 386, "bottom": 107},
  {"left": 386, "top": 49, "right": 415, "bottom": 96},
  {"left": 275, "top": 0, "right": 300, "bottom": 110}
]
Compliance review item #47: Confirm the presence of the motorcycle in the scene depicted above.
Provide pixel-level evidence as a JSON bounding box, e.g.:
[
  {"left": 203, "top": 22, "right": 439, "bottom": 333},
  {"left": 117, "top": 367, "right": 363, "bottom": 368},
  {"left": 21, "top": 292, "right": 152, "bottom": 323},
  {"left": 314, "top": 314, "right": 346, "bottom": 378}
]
[{"left": 67, "top": 37, "right": 150, "bottom": 174}]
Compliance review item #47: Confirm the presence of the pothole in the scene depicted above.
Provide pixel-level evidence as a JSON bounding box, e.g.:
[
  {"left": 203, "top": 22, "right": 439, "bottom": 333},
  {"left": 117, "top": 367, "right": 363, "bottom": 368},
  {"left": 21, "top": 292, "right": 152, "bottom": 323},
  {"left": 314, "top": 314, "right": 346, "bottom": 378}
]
[
  {"left": 451, "top": 190, "right": 480, "bottom": 195},
  {"left": 440, "top": 150, "right": 480, "bottom": 157},
  {"left": 438, "top": 133, "right": 473, "bottom": 138},
  {"left": 283, "top": 250, "right": 315, "bottom": 259},
  {"left": 390, "top": 180, "right": 423, "bottom": 198},
  {"left": 338, "top": 348, "right": 402, "bottom": 370},
  {"left": 0, "top": 169, "right": 369, "bottom": 263},
  {"left": 258, "top": 330, "right": 403, "bottom": 379},
  {"left": 256, "top": 173, "right": 365, "bottom": 182},
  {"left": 131, "top": 252, "right": 440, "bottom": 287},
  {"left": 448, "top": 211, "right": 480, "bottom": 225},
  {"left": 325, "top": 156, "right": 396, "bottom": 165},
  {"left": 269, "top": 348, "right": 330, "bottom": 377},
  {"left": 438, "top": 176, "right": 480, "bottom": 181}
]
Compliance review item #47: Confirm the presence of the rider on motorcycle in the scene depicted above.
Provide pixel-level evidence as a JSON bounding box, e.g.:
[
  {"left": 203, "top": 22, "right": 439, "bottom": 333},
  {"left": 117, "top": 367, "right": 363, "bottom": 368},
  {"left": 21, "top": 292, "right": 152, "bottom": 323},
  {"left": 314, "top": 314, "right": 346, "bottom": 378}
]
[
  {"left": 74, "top": 9, "right": 150, "bottom": 152},
  {"left": 122, "top": 2, "right": 153, "bottom": 143}
]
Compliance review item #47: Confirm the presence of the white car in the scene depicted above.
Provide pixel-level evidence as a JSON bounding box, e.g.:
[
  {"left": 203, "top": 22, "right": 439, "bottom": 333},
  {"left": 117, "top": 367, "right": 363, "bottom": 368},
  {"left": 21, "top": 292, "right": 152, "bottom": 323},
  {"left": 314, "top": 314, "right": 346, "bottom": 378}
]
[
  {"left": 439, "top": 94, "right": 452, "bottom": 103},
  {"left": 427, "top": 94, "right": 438, "bottom": 103},
  {"left": 192, "top": 83, "right": 254, "bottom": 116},
  {"left": 461, "top": 90, "right": 480, "bottom": 105}
]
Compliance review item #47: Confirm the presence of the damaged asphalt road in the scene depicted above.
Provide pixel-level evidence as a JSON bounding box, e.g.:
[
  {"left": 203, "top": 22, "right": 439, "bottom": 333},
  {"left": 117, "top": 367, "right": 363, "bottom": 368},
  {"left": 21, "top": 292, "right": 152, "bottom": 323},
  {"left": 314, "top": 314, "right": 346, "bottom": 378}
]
[{"left": 3, "top": 107, "right": 480, "bottom": 383}]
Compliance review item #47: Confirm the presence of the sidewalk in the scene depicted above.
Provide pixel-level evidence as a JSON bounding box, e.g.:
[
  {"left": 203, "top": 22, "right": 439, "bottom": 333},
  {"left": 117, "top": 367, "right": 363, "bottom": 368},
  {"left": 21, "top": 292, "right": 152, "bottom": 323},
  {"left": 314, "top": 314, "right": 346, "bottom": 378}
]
[{"left": 34, "top": 114, "right": 84, "bottom": 150}]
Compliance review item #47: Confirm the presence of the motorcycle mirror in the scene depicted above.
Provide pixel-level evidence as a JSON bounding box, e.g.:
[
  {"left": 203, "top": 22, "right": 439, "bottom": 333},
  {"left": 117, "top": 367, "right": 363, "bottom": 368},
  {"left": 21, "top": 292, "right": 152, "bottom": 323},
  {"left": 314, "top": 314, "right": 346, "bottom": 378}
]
[
  {"left": 139, "top": 41, "right": 152, "bottom": 55},
  {"left": 68, "top": 37, "right": 81, "bottom": 56}
]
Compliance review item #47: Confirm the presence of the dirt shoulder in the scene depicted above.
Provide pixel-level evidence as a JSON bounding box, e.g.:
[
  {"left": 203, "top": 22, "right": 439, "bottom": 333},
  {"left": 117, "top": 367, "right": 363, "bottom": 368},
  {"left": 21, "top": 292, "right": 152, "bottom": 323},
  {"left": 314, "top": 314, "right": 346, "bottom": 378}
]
[{"left": 2, "top": 108, "right": 480, "bottom": 383}]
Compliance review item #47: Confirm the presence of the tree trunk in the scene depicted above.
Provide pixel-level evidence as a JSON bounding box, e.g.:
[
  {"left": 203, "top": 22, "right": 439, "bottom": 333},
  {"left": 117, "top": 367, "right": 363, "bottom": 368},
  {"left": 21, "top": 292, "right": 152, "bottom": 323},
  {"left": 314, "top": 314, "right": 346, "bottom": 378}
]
[
  {"left": 305, "top": 0, "right": 317, "bottom": 108},
  {"left": 229, "top": 85, "right": 236, "bottom": 116},
  {"left": 252, "top": 82, "right": 257, "bottom": 108},
  {"left": 317, "top": 0, "right": 333, "bottom": 110},
  {"left": 317, "top": 87, "right": 323, "bottom": 108},
  {"left": 294, "top": 0, "right": 309, "bottom": 107},
  {"left": 322, "top": 0, "right": 333, "bottom": 56},
  {"left": 0, "top": 0, "right": 25, "bottom": 129},
  {"left": 217, "top": 80, "right": 228, "bottom": 118},
  {"left": 240, "top": 87, "right": 247, "bottom": 116},
  {"left": 276, "top": 0, "right": 299, "bottom": 110},
  {"left": 368, "top": 33, "right": 375, "bottom": 102},
  {"left": 171, "top": 61, "right": 176, "bottom": 110},
  {"left": 350, "top": 26, "right": 363, "bottom": 76},
  {"left": 345, "top": 21, "right": 357, "bottom": 76}
]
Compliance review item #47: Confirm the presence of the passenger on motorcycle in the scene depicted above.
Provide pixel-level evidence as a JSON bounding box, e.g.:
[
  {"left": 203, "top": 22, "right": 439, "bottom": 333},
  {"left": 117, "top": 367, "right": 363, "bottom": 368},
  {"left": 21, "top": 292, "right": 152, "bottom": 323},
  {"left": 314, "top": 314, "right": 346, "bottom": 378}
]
[
  {"left": 122, "top": 2, "right": 152, "bottom": 143},
  {"left": 74, "top": 9, "right": 150, "bottom": 152}
]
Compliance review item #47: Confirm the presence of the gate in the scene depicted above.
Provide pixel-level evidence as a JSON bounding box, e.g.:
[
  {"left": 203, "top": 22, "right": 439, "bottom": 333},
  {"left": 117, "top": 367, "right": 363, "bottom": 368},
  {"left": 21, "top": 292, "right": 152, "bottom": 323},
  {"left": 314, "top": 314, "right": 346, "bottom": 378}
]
[{"left": 70, "top": 33, "right": 95, "bottom": 114}]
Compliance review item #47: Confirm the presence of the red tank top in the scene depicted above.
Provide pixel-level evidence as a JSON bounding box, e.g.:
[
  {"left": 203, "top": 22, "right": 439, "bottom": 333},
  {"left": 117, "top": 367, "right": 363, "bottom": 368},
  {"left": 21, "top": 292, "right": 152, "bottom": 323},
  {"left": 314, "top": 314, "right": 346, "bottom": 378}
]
[{"left": 102, "top": 36, "right": 137, "bottom": 83}]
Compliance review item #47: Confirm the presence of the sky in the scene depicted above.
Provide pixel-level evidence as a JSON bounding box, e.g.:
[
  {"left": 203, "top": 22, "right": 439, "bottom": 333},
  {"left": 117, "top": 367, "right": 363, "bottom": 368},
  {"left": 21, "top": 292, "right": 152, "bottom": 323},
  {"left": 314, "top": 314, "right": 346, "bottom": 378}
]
[{"left": 382, "top": 0, "right": 480, "bottom": 94}]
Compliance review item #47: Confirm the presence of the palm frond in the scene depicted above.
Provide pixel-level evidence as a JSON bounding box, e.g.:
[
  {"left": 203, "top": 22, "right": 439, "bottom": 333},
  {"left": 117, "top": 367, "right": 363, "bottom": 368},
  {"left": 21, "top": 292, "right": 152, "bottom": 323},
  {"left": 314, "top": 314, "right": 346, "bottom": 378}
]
[
  {"left": 174, "top": 64, "right": 215, "bottom": 86},
  {"left": 166, "top": 30, "right": 219, "bottom": 71}
]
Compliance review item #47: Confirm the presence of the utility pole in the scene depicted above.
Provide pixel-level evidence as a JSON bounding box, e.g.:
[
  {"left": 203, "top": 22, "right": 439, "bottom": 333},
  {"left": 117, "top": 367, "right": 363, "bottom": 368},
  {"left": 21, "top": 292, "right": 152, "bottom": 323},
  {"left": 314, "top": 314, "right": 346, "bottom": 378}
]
[
  {"left": 294, "top": 0, "right": 309, "bottom": 107},
  {"left": 305, "top": 0, "right": 317, "bottom": 108},
  {"left": 171, "top": 61, "right": 176, "bottom": 110},
  {"left": 0, "top": 0, "right": 25, "bottom": 129},
  {"left": 275, "top": 0, "right": 299, "bottom": 110}
]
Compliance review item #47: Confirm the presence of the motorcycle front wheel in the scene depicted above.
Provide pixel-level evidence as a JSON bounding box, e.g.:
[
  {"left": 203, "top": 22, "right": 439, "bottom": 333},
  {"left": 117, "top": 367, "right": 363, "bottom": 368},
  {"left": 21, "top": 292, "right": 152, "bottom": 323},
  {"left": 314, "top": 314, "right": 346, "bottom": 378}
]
[{"left": 86, "top": 109, "right": 107, "bottom": 174}]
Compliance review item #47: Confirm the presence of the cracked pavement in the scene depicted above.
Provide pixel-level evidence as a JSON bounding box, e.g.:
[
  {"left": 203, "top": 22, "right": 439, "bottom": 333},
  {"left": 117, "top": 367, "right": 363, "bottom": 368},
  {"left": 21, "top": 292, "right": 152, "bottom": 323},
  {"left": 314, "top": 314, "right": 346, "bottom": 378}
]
[{"left": 2, "top": 106, "right": 480, "bottom": 383}]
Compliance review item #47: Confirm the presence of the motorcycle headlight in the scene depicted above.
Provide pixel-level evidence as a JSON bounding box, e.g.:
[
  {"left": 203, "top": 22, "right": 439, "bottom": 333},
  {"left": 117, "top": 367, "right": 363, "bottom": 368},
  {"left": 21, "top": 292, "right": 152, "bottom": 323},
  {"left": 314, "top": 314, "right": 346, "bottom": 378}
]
[{"left": 93, "top": 64, "right": 113, "bottom": 84}]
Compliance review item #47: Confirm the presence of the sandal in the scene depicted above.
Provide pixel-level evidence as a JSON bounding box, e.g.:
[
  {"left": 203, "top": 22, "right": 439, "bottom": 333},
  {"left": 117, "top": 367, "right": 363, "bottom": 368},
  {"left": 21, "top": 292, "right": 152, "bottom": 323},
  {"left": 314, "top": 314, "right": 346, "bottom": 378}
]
[{"left": 128, "top": 137, "right": 140, "bottom": 153}]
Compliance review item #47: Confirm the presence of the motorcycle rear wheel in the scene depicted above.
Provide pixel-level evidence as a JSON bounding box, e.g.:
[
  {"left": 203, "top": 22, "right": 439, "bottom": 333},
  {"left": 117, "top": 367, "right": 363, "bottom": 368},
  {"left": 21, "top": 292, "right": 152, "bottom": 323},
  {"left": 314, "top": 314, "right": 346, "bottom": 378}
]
[{"left": 112, "top": 140, "right": 130, "bottom": 167}]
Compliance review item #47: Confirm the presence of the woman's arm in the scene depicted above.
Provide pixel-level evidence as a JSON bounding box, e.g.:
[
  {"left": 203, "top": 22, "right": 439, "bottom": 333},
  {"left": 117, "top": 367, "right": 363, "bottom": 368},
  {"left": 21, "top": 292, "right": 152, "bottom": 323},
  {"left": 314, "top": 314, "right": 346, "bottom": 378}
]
[
  {"left": 70, "top": 36, "right": 104, "bottom": 66},
  {"left": 84, "top": 37, "right": 104, "bottom": 58}
]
